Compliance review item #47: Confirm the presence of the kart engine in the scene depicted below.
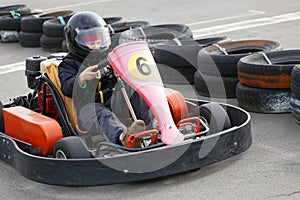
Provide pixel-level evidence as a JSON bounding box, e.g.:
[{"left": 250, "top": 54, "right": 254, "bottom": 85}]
[
  {"left": 25, "top": 55, "right": 58, "bottom": 119},
  {"left": 25, "top": 55, "right": 47, "bottom": 89},
  {"left": 37, "top": 83, "right": 58, "bottom": 119}
]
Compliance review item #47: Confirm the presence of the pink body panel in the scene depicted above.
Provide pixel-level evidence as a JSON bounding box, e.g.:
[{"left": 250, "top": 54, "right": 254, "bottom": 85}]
[{"left": 108, "top": 41, "right": 184, "bottom": 145}]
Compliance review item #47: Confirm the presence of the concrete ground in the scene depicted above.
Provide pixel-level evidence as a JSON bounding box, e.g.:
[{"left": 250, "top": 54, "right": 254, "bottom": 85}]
[{"left": 0, "top": 0, "right": 299, "bottom": 199}]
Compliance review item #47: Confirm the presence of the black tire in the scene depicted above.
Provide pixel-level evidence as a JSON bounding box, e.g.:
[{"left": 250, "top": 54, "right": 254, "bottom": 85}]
[
  {"left": 54, "top": 136, "right": 91, "bottom": 159},
  {"left": 0, "top": 101, "right": 4, "bottom": 133},
  {"left": 291, "top": 65, "right": 300, "bottom": 98},
  {"left": 236, "top": 82, "right": 291, "bottom": 113},
  {"left": 197, "top": 40, "right": 281, "bottom": 77},
  {"left": 42, "top": 14, "right": 73, "bottom": 37},
  {"left": 110, "top": 21, "right": 149, "bottom": 33},
  {"left": 153, "top": 44, "right": 201, "bottom": 84},
  {"left": 40, "top": 35, "right": 65, "bottom": 52},
  {"left": 190, "top": 102, "right": 231, "bottom": 135},
  {"left": 0, "top": 15, "right": 21, "bottom": 30},
  {"left": 151, "top": 24, "right": 193, "bottom": 39},
  {"left": 195, "top": 36, "right": 230, "bottom": 47},
  {"left": 0, "top": 12, "right": 40, "bottom": 31},
  {"left": 153, "top": 44, "right": 202, "bottom": 67},
  {"left": 194, "top": 71, "right": 239, "bottom": 98},
  {"left": 238, "top": 50, "right": 300, "bottom": 89},
  {"left": 104, "top": 16, "right": 125, "bottom": 25},
  {"left": 119, "top": 24, "right": 191, "bottom": 47},
  {"left": 21, "top": 10, "right": 74, "bottom": 32},
  {"left": 0, "top": 4, "right": 31, "bottom": 15},
  {"left": 157, "top": 63, "right": 195, "bottom": 84},
  {"left": 290, "top": 95, "right": 300, "bottom": 125},
  {"left": 18, "top": 31, "right": 42, "bottom": 47}
]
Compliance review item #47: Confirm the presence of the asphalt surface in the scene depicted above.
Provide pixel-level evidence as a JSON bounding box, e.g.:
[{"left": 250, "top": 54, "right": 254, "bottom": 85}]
[{"left": 0, "top": 0, "right": 299, "bottom": 200}]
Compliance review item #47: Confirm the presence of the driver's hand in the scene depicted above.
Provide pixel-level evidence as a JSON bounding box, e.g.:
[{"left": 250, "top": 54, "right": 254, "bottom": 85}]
[{"left": 79, "top": 65, "right": 99, "bottom": 85}]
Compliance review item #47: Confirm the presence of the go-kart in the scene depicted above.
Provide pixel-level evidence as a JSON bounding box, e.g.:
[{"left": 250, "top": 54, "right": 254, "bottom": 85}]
[{"left": 0, "top": 41, "right": 252, "bottom": 186}]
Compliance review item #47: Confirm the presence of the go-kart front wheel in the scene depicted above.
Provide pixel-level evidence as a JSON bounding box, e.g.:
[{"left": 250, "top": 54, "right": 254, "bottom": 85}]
[
  {"left": 54, "top": 136, "right": 91, "bottom": 159},
  {"left": 190, "top": 102, "right": 231, "bottom": 135}
]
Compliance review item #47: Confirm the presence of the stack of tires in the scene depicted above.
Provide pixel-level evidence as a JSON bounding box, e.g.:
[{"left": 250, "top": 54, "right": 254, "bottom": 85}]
[
  {"left": 236, "top": 50, "right": 300, "bottom": 113},
  {"left": 119, "top": 24, "right": 193, "bottom": 53},
  {"left": 0, "top": 4, "right": 33, "bottom": 42},
  {"left": 19, "top": 10, "right": 74, "bottom": 47},
  {"left": 290, "top": 65, "right": 300, "bottom": 124},
  {"left": 152, "top": 36, "right": 229, "bottom": 85},
  {"left": 195, "top": 40, "right": 281, "bottom": 98},
  {"left": 0, "top": 4, "right": 31, "bottom": 15},
  {"left": 41, "top": 14, "right": 74, "bottom": 52}
]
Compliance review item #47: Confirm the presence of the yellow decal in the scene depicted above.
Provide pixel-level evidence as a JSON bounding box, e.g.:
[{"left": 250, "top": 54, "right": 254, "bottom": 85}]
[{"left": 128, "top": 54, "right": 155, "bottom": 80}]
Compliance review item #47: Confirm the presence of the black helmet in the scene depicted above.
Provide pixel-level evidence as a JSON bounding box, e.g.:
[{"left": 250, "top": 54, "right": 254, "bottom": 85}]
[{"left": 65, "top": 11, "right": 111, "bottom": 60}]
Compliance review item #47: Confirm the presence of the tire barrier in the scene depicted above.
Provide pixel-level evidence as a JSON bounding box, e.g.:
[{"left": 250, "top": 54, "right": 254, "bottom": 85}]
[
  {"left": 104, "top": 16, "right": 125, "bottom": 25},
  {"left": 153, "top": 44, "right": 202, "bottom": 84},
  {"left": 19, "top": 10, "right": 74, "bottom": 47},
  {"left": 195, "top": 40, "right": 281, "bottom": 98},
  {"left": 18, "top": 31, "right": 43, "bottom": 47},
  {"left": 21, "top": 10, "right": 74, "bottom": 33},
  {"left": 194, "top": 71, "right": 238, "bottom": 98},
  {"left": 40, "top": 35, "right": 65, "bottom": 52},
  {"left": 290, "top": 65, "right": 300, "bottom": 124},
  {"left": 119, "top": 24, "right": 193, "bottom": 52},
  {"left": 152, "top": 36, "right": 229, "bottom": 85},
  {"left": 150, "top": 24, "right": 193, "bottom": 39},
  {"left": 157, "top": 63, "right": 196, "bottom": 85},
  {"left": 290, "top": 95, "right": 300, "bottom": 125},
  {"left": 195, "top": 36, "right": 230, "bottom": 48},
  {"left": 197, "top": 40, "right": 281, "bottom": 77},
  {"left": 0, "top": 4, "right": 31, "bottom": 16},
  {"left": 238, "top": 50, "right": 300, "bottom": 89},
  {"left": 0, "top": 12, "right": 40, "bottom": 42},
  {"left": 108, "top": 21, "right": 150, "bottom": 51},
  {"left": 236, "top": 82, "right": 291, "bottom": 113},
  {"left": 110, "top": 21, "right": 150, "bottom": 34},
  {"left": 0, "top": 12, "right": 41, "bottom": 31},
  {"left": 41, "top": 14, "right": 73, "bottom": 52},
  {"left": 290, "top": 65, "right": 300, "bottom": 98}
]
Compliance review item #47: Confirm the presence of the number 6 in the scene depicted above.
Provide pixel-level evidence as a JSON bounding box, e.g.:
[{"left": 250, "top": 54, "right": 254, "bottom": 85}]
[{"left": 136, "top": 57, "right": 151, "bottom": 75}]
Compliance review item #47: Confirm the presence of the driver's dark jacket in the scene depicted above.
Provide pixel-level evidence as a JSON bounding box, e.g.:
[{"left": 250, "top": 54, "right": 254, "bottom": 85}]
[{"left": 58, "top": 53, "right": 116, "bottom": 112}]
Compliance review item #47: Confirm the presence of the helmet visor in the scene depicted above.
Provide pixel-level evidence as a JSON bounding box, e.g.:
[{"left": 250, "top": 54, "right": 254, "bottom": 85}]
[{"left": 75, "top": 27, "right": 111, "bottom": 49}]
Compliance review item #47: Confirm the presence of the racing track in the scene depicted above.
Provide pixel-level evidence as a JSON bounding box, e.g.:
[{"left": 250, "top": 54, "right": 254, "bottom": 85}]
[{"left": 0, "top": 0, "right": 299, "bottom": 199}]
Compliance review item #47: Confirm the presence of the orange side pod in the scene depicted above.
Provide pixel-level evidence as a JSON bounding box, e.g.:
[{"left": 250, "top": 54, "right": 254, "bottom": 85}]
[{"left": 3, "top": 106, "right": 63, "bottom": 156}]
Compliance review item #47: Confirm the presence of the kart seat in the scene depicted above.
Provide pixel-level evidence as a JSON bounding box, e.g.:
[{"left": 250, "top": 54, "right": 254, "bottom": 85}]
[
  {"left": 42, "top": 59, "right": 99, "bottom": 140},
  {"left": 41, "top": 59, "right": 76, "bottom": 129}
]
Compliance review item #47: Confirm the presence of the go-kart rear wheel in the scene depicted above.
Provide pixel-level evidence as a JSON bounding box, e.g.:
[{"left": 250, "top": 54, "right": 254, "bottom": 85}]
[
  {"left": 191, "top": 102, "right": 231, "bottom": 135},
  {"left": 54, "top": 136, "right": 91, "bottom": 159}
]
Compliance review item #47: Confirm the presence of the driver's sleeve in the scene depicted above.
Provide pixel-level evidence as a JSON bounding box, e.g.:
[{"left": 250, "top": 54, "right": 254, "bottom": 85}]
[{"left": 59, "top": 60, "right": 78, "bottom": 98}]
